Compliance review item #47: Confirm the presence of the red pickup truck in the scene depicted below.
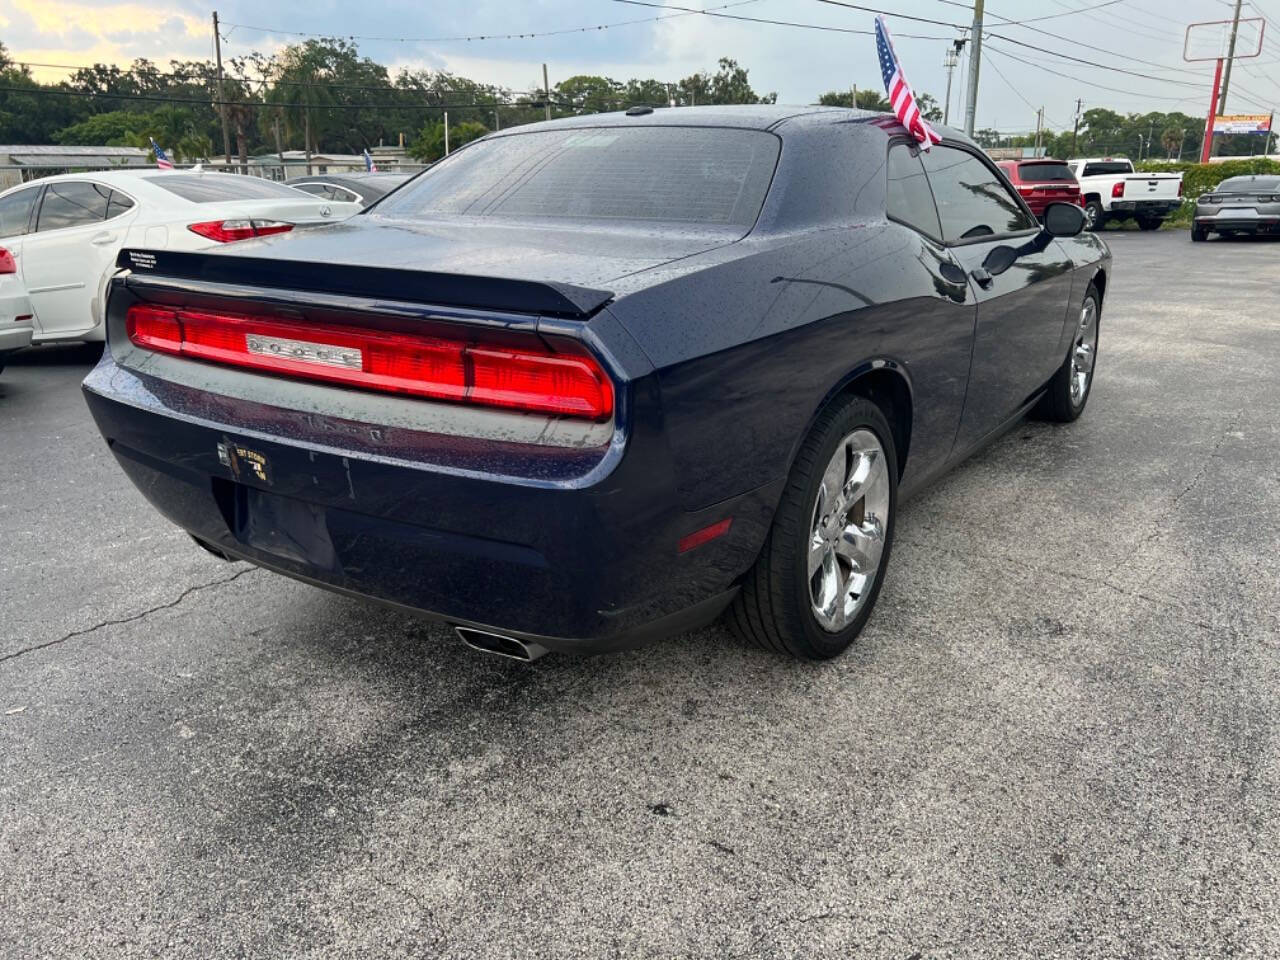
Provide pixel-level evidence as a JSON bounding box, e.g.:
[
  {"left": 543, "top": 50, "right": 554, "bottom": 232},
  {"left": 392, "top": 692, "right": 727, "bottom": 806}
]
[{"left": 995, "top": 159, "right": 1083, "bottom": 220}]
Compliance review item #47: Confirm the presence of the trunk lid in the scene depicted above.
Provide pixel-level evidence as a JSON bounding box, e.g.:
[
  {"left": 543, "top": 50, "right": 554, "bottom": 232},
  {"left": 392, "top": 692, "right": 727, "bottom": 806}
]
[
  {"left": 223, "top": 214, "right": 743, "bottom": 290},
  {"left": 209, "top": 197, "right": 362, "bottom": 226}
]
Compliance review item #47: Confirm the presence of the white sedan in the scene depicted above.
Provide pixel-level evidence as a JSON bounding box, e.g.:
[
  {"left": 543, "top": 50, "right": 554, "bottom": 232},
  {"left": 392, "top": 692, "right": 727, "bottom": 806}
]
[{"left": 0, "top": 171, "right": 360, "bottom": 344}]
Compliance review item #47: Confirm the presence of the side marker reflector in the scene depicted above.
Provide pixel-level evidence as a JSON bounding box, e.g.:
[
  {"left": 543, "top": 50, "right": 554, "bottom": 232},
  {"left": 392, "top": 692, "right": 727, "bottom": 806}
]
[{"left": 678, "top": 518, "right": 733, "bottom": 554}]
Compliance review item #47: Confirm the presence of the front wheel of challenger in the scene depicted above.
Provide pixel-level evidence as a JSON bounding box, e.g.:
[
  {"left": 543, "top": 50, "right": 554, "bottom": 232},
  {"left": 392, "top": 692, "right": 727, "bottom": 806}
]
[
  {"left": 727, "top": 395, "right": 898, "bottom": 660},
  {"left": 1035, "top": 283, "right": 1100, "bottom": 423}
]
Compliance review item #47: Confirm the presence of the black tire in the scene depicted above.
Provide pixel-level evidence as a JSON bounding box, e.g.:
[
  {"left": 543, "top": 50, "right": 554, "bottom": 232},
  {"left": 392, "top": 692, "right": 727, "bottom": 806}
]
[
  {"left": 1137, "top": 217, "right": 1162, "bottom": 231},
  {"left": 1191, "top": 225, "right": 1208, "bottom": 242},
  {"left": 1035, "top": 283, "right": 1101, "bottom": 423},
  {"left": 726, "top": 395, "right": 898, "bottom": 660},
  {"left": 1083, "top": 200, "right": 1105, "bottom": 231}
]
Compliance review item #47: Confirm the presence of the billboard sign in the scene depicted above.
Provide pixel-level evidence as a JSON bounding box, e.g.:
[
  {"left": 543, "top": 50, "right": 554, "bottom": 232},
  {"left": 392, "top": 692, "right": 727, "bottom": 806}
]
[{"left": 1212, "top": 114, "right": 1273, "bottom": 136}]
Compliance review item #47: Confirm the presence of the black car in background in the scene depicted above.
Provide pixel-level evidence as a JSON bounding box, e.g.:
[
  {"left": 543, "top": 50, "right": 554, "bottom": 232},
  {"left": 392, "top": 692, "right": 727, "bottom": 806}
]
[
  {"left": 286, "top": 172, "right": 412, "bottom": 206},
  {"left": 85, "top": 106, "right": 1110, "bottom": 662}
]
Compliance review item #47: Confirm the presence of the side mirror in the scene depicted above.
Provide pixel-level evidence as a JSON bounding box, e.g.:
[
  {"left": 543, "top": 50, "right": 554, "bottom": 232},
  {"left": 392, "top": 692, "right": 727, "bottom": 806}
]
[{"left": 1043, "top": 201, "right": 1086, "bottom": 238}]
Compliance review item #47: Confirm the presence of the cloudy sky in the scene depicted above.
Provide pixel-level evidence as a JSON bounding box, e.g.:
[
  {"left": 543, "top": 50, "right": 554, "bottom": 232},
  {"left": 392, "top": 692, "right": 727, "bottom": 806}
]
[{"left": 4, "top": 0, "right": 1278, "bottom": 136}]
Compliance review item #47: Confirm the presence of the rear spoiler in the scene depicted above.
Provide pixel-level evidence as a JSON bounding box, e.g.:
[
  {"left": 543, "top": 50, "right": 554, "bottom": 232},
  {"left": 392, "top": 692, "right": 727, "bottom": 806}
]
[{"left": 115, "top": 248, "right": 613, "bottom": 319}]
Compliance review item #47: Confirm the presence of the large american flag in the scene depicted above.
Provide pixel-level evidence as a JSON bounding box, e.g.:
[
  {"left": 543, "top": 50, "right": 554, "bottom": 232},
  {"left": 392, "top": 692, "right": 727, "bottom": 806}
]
[
  {"left": 876, "top": 15, "right": 942, "bottom": 149},
  {"left": 149, "top": 137, "right": 175, "bottom": 170}
]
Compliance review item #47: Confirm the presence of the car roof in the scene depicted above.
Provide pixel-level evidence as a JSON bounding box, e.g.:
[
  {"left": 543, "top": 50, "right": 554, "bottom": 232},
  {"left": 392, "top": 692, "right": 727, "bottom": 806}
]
[
  {"left": 0, "top": 169, "right": 273, "bottom": 198},
  {"left": 481, "top": 104, "right": 973, "bottom": 144}
]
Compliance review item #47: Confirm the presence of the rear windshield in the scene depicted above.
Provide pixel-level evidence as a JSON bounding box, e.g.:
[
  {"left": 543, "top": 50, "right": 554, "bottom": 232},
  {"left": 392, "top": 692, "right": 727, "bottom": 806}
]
[
  {"left": 1082, "top": 161, "right": 1133, "bottom": 177},
  {"left": 1218, "top": 176, "right": 1280, "bottom": 193},
  {"left": 1019, "top": 162, "right": 1075, "bottom": 183},
  {"left": 375, "top": 127, "right": 780, "bottom": 228},
  {"left": 146, "top": 175, "right": 311, "bottom": 203}
]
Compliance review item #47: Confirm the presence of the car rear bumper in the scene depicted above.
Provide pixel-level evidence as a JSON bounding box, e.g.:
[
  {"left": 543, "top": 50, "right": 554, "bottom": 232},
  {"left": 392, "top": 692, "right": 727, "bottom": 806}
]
[
  {"left": 82, "top": 348, "right": 776, "bottom": 654},
  {"left": 1109, "top": 199, "right": 1180, "bottom": 216},
  {"left": 0, "top": 290, "right": 33, "bottom": 355},
  {"left": 1194, "top": 210, "right": 1280, "bottom": 233},
  {"left": 0, "top": 324, "right": 32, "bottom": 355}
]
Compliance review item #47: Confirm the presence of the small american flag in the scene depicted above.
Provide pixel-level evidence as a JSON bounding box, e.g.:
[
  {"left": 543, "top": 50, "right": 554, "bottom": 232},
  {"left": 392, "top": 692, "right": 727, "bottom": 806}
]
[
  {"left": 363, "top": 149, "right": 377, "bottom": 173},
  {"left": 876, "top": 15, "right": 942, "bottom": 149},
  {"left": 149, "top": 137, "right": 175, "bottom": 170}
]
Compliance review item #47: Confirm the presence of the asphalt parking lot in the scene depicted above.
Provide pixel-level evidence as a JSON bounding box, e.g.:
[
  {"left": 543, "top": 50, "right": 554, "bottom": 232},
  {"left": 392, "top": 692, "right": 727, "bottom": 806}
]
[{"left": 2, "top": 230, "right": 1278, "bottom": 958}]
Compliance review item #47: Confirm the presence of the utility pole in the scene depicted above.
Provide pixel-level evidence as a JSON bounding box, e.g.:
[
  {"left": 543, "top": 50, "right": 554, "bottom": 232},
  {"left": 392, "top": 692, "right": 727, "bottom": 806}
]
[
  {"left": 942, "top": 45, "right": 958, "bottom": 125},
  {"left": 1211, "top": 0, "right": 1244, "bottom": 157},
  {"left": 1034, "top": 106, "right": 1043, "bottom": 153},
  {"left": 213, "top": 11, "right": 232, "bottom": 169},
  {"left": 303, "top": 83, "right": 312, "bottom": 176},
  {"left": 1218, "top": 0, "right": 1244, "bottom": 114},
  {"left": 493, "top": 108, "right": 500, "bottom": 131},
  {"left": 1071, "top": 98, "right": 1083, "bottom": 157},
  {"left": 963, "top": 0, "right": 984, "bottom": 136},
  {"left": 542, "top": 64, "right": 552, "bottom": 122},
  {"left": 444, "top": 111, "right": 450, "bottom": 156}
]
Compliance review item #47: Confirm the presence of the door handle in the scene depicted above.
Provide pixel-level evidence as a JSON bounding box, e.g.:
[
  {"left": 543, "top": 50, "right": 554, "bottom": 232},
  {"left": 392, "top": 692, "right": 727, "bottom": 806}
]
[
  {"left": 970, "top": 266, "right": 994, "bottom": 289},
  {"left": 90, "top": 233, "right": 117, "bottom": 246}
]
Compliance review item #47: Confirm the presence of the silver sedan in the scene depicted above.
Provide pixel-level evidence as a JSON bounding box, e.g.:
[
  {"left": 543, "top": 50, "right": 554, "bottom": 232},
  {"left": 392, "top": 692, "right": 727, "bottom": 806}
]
[{"left": 1192, "top": 175, "right": 1280, "bottom": 241}]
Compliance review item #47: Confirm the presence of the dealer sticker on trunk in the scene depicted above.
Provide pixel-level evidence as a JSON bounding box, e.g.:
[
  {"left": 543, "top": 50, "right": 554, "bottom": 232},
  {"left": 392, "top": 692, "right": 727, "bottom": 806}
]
[{"left": 218, "top": 442, "right": 272, "bottom": 485}]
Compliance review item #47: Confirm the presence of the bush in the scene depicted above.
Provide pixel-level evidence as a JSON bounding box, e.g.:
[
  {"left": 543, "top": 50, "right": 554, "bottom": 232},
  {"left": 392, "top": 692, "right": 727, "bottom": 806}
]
[{"left": 1136, "top": 157, "right": 1280, "bottom": 198}]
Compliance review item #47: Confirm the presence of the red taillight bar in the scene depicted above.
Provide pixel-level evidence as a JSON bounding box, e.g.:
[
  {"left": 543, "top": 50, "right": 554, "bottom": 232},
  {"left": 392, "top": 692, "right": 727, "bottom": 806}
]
[
  {"left": 1111, "top": 181, "right": 1125, "bottom": 198},
  {"left": 0, "top": 247, "right": 15, "bottom": 275},
  {"left": 188, "top": 219, "right": 295, "bottom": 243},
  {"left": 125, "top": 304, "right": 614, "bottom": 420}
]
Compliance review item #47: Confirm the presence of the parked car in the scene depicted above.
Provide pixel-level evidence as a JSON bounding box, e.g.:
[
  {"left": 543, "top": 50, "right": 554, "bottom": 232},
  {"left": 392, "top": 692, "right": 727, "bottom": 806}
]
[
  {"left": 287, "top": 172, "right": 412, "bottom": 206},
  {"left": 1191, "top": 175, "right": 1280, "bottom": 241},
  {"left": 1066, "top": 157, "right": 1182, "bottom": 231},
  {"left": 995, "top": 159, "right": 1082, "bottom": 220},
  {"left": 0, "top": 171, "right": 360, "bottom": 344},
  {"left": 0, "top": 244, "right": 33, "bottom": 376},
  {"left": 84, "top": 107, "right": 1110, "bottom": 662}
]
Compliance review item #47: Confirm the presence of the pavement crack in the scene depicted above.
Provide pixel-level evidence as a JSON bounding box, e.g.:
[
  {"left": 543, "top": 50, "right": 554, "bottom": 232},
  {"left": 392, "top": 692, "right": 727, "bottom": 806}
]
[{"left": 0, "top": 567, "right": 258, "bottom": 665}]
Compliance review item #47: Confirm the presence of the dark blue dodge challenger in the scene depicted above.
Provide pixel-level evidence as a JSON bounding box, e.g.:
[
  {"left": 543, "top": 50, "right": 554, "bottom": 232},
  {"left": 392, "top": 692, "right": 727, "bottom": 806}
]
[{"left": 84, "top": 106, "right": 1110, "bottom": 661}]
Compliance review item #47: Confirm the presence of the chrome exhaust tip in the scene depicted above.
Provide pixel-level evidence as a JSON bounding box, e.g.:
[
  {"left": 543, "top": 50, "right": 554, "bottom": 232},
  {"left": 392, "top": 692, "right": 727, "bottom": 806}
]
[{"left": 454, "top": 626, "right": 549, "bottom": 663}]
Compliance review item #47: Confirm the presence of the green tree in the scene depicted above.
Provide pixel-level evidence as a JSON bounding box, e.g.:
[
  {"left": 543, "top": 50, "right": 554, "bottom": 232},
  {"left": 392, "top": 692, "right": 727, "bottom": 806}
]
[
  {"left": 556, "top": 75, "right": 624, "bottom": 113},
  {"left": 817, "top": 88, "right": 891, "bottom": 111},
  {"left": 408, "top": 120, "right": 489, "bottom": 162}
]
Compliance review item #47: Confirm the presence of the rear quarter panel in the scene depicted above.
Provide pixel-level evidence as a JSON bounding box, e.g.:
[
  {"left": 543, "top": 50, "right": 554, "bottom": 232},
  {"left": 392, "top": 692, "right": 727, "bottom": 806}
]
[{"left": 606, "top": 221, "right": 977, "bottom": 511}]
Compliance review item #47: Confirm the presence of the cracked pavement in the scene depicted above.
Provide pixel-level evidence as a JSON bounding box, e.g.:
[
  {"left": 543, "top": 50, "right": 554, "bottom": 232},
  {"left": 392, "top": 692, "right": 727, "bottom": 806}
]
[{"left": 2, "top": 232, "right": 1278, "bottom": 958}]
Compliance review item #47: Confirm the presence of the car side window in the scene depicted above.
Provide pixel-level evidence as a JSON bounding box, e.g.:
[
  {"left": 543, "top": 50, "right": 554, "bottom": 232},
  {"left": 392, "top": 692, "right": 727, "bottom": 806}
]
[
  {"left": 36, "top": 182, "right": 111, "bottom": 232},
  {"left": 106, "top": 190, "right": 135, "bottom": 219},
  {"left": 886, "top": 144, "right": 942, "bottom": 240},
  {"left": 921, "top": 146, "right": 1036, "bottom": 243},
  {"left": 0, "top": 185, "right": 41, "bottom": 238},
  {"left": 293, "top": 183, "right": 330, "bottom": 198},
  {"left": 329, "top": 186, "right": 360, "bottom": 203}
]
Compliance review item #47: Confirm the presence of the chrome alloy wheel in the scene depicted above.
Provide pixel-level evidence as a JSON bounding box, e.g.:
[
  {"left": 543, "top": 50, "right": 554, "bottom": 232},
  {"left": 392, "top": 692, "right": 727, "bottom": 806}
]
[
  {"left": 1071, "top": 297, "right": 1099, "bottom": 405},
  {"left": 808, "top": 428, "right": 891, "bottom": 633}
]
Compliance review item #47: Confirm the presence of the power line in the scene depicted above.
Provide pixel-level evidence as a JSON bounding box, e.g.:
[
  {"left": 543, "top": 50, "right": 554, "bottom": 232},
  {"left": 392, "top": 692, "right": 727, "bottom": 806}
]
[
  {"left": 933, "top": 0, "right": 1132, "bottom": 25},
  {"left": 981, "top": 45, "right": 1196, "bottom": 102},
  {"left": 220, "top": 0, "right": 763, "bottom": 44},
  {"left": 811, "top": 0, "right": 1208, "bottom": 86},
  {"left": 609, "top": 0, "right": 953, "bottom": 39},
  {"left": 983, "top": 52, "right": 1065, "bottom": 127}
]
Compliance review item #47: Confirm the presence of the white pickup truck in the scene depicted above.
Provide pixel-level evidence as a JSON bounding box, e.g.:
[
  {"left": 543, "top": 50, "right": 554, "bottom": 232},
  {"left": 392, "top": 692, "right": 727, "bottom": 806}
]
[{"left": 1067, "top": 158, "right": 1183, "bottom": 231}]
